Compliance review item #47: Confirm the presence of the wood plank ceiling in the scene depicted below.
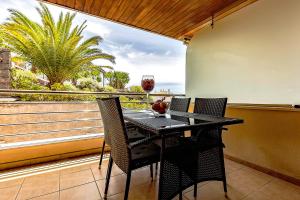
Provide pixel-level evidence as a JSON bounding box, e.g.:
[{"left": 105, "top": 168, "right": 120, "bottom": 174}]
[{"left": 41, "top": 0, "right": 256, "bottom": 40}]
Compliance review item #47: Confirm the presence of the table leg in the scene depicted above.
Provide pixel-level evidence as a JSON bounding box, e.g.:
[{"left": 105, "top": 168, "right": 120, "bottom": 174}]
[{"left": 158, "top": 135, "right": 165, "bottom": 200}]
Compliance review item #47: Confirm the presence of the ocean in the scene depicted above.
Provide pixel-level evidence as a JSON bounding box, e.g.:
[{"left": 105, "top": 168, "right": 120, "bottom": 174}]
[{"left": 153, "top": 82, "right": 185, "bottom": 94}]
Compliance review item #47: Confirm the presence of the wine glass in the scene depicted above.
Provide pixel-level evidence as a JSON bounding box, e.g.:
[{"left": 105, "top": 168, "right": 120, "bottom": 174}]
[{"left": 141, "top": 75, "right": 155, "bottom": 107}]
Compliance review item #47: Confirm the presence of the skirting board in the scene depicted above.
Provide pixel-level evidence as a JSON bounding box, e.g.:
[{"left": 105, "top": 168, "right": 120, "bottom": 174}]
[{"left": 225, "top": 154, "right": 300, "bottom": 186}]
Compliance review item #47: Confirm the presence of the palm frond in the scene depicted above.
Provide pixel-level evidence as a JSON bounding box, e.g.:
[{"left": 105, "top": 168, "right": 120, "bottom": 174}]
[{"left": 0, "top": 3, "right": 114, "bottom": 85}]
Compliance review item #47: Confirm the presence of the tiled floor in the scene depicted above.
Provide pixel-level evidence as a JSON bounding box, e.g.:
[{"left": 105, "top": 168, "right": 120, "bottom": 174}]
[{"left": 0, "top": 158, "right": 299, "bottom": 200}]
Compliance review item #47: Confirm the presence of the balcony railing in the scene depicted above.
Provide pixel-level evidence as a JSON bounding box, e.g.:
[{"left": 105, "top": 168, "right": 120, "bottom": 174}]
[{"left": 0, "top": 89, "right": 184, "bottom": 170}]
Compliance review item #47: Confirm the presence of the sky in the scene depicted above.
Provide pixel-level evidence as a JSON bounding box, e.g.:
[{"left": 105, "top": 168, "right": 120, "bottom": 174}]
[{"left": 0, "top": 0, "right": 186, "bottom": 93}]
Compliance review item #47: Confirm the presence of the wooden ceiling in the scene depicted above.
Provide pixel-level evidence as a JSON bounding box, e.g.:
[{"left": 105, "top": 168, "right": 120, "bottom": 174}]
[{"left": 41, "top": 0, "right": 256, "bottom": 40}]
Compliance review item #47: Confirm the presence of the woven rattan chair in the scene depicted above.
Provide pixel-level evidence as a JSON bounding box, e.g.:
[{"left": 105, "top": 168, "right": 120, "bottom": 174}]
[
  {"left": 158, "top": 98, "right": 228, "bottom": 199},
  {"left": 169, "top": 97, "right": 191, "bottom": 112},
  {"left": 98, "top": 107, "right": 146, "bottom": 168},
  {"left": 154, "top": 97, "right": 191, "bottom": 170},
  {"left": 97, "top": 97, "right": 160, "bottom": 200},
  {"left": 191, "top": 97, "right": 228, "bottom": 197}
]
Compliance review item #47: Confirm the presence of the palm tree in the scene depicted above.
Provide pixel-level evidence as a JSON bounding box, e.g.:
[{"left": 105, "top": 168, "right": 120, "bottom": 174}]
[
  {"left": 0, "top": 3, "right": 114, "bottom": 86},
  {"left": 105, "top": 71, "right": 130, "bottom": 89}
]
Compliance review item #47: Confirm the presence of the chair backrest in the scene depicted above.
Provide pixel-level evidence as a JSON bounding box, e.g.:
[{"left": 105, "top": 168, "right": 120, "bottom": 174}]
[
  {"left": 169, "top": 97, "right": 191, "bottom": 112},
  {"left": 96, "top": 101, "right": 110, "bottom": 146},
  {"left": 193, "top": 98, "right": 227, "bottom": 117},
  {"left": 192, "top": 98, "right": 227, "bottom": 142},
  {"left": 96, "top": 97, "right": 130, "bottom": 173}
]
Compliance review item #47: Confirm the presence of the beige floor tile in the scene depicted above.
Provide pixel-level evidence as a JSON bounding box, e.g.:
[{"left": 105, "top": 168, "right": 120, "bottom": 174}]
[
  {"left": 2, "top": 157, "right": 299, "bottom": 200},
  {"left": 90, "top": 163, "right": 110, "bottom": 181},
  {"left": 243, "top": 190, "right": 283, "bottom": 200},
  {"left": 111, "top": 164, "right": 125, "bottom": 176},
  {"left": 0, "top": 185, "right": 20, "bottom": 200},
  {"left": 128, "top": 181, "right": 159, "bottom": 200},
  {"left": 98, "top": 167, "right": 190, "bottom": 199},
  {"left": 60, "top": 169, "right": 94, "bottom": 190},
  {"left": 16, "top": 172, "right": 59, "bottom": 200},
  {"left": 241, "top": 166, "right": 274, "bottom": 182},
  {"left": 226, "top": 167, "right": 272, "bottom": 198},
  {"left": 60, "top": 182, "right": 101, "bottom": 200},
  {"left": 131, "top": 167, "right": 157, "bottom": 185},
  {"left": 105, "top": 193, "right": 124, "bottom": 200},
  {"left": 59, "top": 163, "right": 91, "bottom": 175},
  {"left": 107, "top": 192, "right": 189, "bottom": 200},
  {"left": 97, "top": 174, "right": 127, "bottom": 197},
  {"left": 30, "top": 192, "right": 59, "bottom": 200},
  {"left": 91, "top": 162, "right": 123, "bottom": 181},
  {"left": 104, "top": 181, "right": 159, "bottom": 200},
  {"left": 224, "top": 159, "right": 244, "bottom": 173},
  {"left": 0, "top": 178, "right": 23, "bottom": 189},
  {"left": 185, "top": 181, "right": 244, "bottom": 200},
  {"left": 257, "top": 178, "right": 300, "bottom": 200}
]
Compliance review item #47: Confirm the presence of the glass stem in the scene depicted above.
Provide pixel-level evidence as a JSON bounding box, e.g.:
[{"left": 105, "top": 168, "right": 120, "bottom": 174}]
[{"left": 147, "top": 92, "right": 149, "bottom": 108}]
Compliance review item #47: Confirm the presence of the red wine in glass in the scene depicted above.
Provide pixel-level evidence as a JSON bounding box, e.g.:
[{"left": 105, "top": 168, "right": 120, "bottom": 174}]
[
  {"left": 141, "top": 75, "right": 155, "bottom": 93},
  {"left": 141, "top": 75, "right": 155, "bottom": 106}
]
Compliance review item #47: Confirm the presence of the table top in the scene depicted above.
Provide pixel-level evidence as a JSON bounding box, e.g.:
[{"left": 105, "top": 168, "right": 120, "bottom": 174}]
[{"left": 123, "top": 109, "right": 243, "bottom": 134}]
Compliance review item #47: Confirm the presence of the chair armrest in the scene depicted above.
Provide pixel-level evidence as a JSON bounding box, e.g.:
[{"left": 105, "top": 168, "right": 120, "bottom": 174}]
[{"left": 128, "top": 135, "right": 160, "bottom": 149}]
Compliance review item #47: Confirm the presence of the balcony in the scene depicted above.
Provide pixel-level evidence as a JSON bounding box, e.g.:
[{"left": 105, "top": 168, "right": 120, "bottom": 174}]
[
  {"left": 0, "top": 90, "right": 184, "bottom": 170},
  {"left": 1, "top": 0, "right": 300, "bottom": 199},
  {"left": 0, "top": 90, "right": 299, "bottom": 200}
]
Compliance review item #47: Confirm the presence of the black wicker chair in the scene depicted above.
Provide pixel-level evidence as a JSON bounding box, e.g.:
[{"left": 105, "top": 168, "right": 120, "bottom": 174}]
[
  {"left": 162, "top": 97, "right": 191, "bottom": 143},
  {"left": 98, "top": 108, "right": 146, "bottom": 168},
  {"left": 169, "top": 97, "right": 191, "bottom": 127},
  {"left": 154, "top": 97, "right": 191, "bottom": 169},
  {"left": 169, "top": 97, "right": 191, "bottom": 112},
  {"left": 158, "top": 98, "right": 228, "bottom": 199},
  {"left": 97, "top": 97, "right": 160, "bottom": 200},
  {"left": 191, "top": 97, "right": 228, "bottom": 197}
]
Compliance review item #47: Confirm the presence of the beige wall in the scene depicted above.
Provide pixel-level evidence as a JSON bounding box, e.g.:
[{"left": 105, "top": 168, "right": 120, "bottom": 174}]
[
  {"left": 224, "top": 106, "right": 300, "bottom": 180},
  {"left": 186, "top": 0, "right": 300, "bottom": 104},
  {"left": 0, "top": 138, "right": 103, "bottom": 170},
  {"left": 189, "top": 103, "right": 300, "bottom": 180},
  {"left": 186, "top": 0, "right": 300, "bottom": 180}
]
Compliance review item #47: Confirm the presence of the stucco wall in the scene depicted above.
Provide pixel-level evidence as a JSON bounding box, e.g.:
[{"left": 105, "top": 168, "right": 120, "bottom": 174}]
[
  {"left": 186, "top": 0, "right": 300, "bottom": 180},
  {"left": 224, "top": 106, "right": 300, "bottom": 180},
  {"left": 186, "top": 0, "right": 300, "bottom": 104}
]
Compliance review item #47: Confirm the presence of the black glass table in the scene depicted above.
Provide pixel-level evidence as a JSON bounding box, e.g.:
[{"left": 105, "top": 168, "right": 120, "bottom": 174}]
[
  {"left": 123, "top": 109, "right": 243, "bottom": 134},
  {"left": 123, "top": 109, "right": 243, "bottom": 200}
]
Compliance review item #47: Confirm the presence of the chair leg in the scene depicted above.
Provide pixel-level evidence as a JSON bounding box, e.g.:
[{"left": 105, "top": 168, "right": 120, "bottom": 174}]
[
  {"left": 223, "top": 175, "right": 228, "bottom": 194},
  {"left": 99, "top": 140, "right": 106, "bottom": 168},
  {"left": 194, "top": 184, "right": 197, "bottom": 197},
  {"left": 179, "top": 166, "right": 183, "bottom": 200},
  {"left": 150, "top": 164, "right": 153, "bottom": 181},
  {"left": 155, "top": 162, "right": 158, "bottom": 173},
  {"left": 219, "top": 143, "right": 227, "bottom": 194},
  {"left": 124, "top": 170, "right": 132, "bottom": 200},
  {"left": 104, "top": 154, "right": 113, "bottom": 198}
]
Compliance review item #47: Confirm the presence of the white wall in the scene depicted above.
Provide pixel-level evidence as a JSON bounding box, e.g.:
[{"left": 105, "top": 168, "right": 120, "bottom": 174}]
[{"left": 186, "top": 0, "right": 300, "bottom": 104}]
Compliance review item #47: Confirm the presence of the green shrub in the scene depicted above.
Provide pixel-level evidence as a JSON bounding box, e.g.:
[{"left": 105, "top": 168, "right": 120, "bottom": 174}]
[
  {"left": 119, "top": 95, "right": 148, "bottom": 109},
  {"left": 129, "top": 85, "right": 144, "bottom": 93},
  {"left": 10, "top": 69, "right": 147, "bottom": 104},
  {"left": 11, "top": 68, "right": 45, "bottom": 90},
  {"left": 47, "top": 83, "right": 95, "bottom": 101},
  {"left": 11, "top": 68, "right": 49, "bottom": 101},
  {"left": 63, "top": 83, "right": 77, "bottom": 91},
  {"left": 77, "top": 78, "right": 102, "bottom": 91},
  {"left": 103, "top": 85, "right": 116, "bottom": 92}
]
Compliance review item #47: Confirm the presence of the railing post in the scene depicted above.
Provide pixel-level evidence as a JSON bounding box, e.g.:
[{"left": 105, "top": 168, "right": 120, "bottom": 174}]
[{"left": 0, "top": 49, "right": 11, "bottom": 90}]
